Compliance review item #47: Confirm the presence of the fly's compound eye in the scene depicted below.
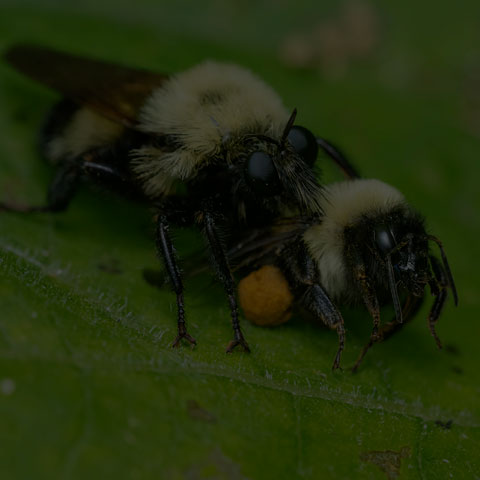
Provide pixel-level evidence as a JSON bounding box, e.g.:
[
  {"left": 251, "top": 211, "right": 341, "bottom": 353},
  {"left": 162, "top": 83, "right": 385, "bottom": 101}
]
[
  {"left": 287, "top": 125, "right": 318, "bottom": 167},
  {"left": 374, "top": 225, "right": 396, "bottom": 254},
  {"left": 245, "top": 151, "right": 281, "bottom": 196}
]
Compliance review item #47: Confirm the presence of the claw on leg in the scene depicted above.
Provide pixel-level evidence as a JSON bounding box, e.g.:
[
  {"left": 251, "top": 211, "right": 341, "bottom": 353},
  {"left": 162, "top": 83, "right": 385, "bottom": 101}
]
[
  {"left": 352, "top": 339, "right": 374, "bottom": 373},
  {"left": 331, "top": 322, "right": 345, "bottom": 371},
  {"left": 429, "top": 323, "right": 443, "bottom": 350},
  {"left": 172, "top": 334, "right": 197, "bottom": 348},
  {"left": 226, "top": 330, "right": 250, "bottom": 353},
  {"left": 172, "top": 331, "right": 197, "bottom": 348}
]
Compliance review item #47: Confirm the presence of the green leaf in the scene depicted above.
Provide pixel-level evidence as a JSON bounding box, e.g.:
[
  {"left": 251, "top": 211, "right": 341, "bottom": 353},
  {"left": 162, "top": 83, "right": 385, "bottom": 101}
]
[{"left": 0, "top": 2, "right": 479, "bottom": 479}]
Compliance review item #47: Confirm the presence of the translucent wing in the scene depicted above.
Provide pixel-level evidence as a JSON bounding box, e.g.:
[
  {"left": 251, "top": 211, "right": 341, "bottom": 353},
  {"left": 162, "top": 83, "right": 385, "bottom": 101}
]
[
  {"left": 4, "top": 44, "right": 169, "bottom": 128},
  {"left": 227, "top": 216, "right": 314, "bottom": 271},
  {"left": 173, "top": 217, "right": 313, "bottom": 281}
]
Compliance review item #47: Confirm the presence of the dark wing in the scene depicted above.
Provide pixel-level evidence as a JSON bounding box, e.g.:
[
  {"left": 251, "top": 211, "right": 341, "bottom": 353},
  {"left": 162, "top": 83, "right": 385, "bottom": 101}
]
[
  {"left": 4, "top": 44, "right": 169, "bottom": 129},
  {"left": 227, "top": 216, "right": 313, "bottom": 271}
]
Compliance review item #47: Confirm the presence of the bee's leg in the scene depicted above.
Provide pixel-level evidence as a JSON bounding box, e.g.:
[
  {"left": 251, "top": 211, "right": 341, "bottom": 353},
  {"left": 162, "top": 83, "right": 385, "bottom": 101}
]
[
  {"left": 281, "top": 241, "right": 345, "bottom": 368},
  {"left": 0, "top": 160, "right": 80, "bottom": 213},
  {"left": 349, "top": 254, "right": 381, "bottom": 341},
  {"left": 428, "top": 255, "right": 449, "bottom": 349},
  {"left": 302, "top": 283, "right": 346, "bottom": 370},
  {"left": 316, "top": 138, "right": 360, "bottom": 179},
  {"left": 155, "top": 214, "right": 196, "bottom": 348},
  {"left": 352, "top": 295, "right": 424, "bottom": 372},
  {"left": 202, "top": 210, "right": 250, "bottom": 353}
]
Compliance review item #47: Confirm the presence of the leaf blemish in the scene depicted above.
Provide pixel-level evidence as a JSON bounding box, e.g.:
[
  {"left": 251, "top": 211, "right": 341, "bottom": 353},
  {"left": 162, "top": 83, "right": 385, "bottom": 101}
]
[
  {"left": 142, "top": 267, "right": 167, "bottom": 289},
  {"left": 435, "top": 419, "right": 453, "bottom": 430},
  {"left": 360, "top": 446, "right": 411, "bottom": 480},
  {"left": 186, "top": 400, "right": 217, "bottom": 424},
  {"left": 444, "top": 344, "right": 460, "bottom": 356},
  {"left": 97, "top": 257, "right": 123, "bottom": 274}
]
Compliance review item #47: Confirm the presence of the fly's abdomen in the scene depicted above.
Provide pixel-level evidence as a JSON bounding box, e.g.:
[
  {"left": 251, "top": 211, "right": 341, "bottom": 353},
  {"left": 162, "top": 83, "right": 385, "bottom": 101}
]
[{"left": 40, "top": 99, "right": 124, "bottom": 165}]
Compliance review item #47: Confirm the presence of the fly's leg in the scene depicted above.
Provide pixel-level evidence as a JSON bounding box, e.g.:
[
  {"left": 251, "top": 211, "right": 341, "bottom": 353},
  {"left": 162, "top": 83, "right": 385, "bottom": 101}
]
[
  {"left": 203, "top": 210, "right": 250, "bottom": 353},
  {"left": 0, "top": 160, "right": 80, "bottom": 213},
  {"left": 156, "top": 214, "right": 196, "bottom": 348},
  {"left": 0, "top": 148, "right": 135, "bottom": 214}
]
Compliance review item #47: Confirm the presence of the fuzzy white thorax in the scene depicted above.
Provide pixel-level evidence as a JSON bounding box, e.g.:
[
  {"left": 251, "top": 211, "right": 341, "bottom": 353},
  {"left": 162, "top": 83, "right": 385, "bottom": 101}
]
[
  {"left": 133, "top": 61, "right": 289, "bottom": 197},
  {"left": 45, "top": 107, "right": 123, "bottom": 163},
  {"left": 303, "top": 179, "right": 407, "bottom": 299}
]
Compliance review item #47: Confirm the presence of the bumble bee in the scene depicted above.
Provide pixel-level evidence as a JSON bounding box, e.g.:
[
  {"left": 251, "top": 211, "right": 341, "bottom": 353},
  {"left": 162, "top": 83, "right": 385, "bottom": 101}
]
[
  {"left": 230, "top": 158, "right": 458, "bottom": 370},
  {"left": 3, "top": 44, "right": 346, "bottom": 352}
]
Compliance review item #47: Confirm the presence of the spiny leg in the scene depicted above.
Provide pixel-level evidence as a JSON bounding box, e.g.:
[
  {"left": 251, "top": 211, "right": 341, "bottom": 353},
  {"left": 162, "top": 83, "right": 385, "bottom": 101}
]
[
  {"left": 203, "top": 210, "right": 249, "bottom": 353},
  {"left": 352, "top": 294, "right": 424, "bottom": 372},
  {"left": 302, "top": 283, "right": 346, "bottom": 370},
  {"left": 0, "top": 148, "right": 134, "bottom": 214},
  {"left": 156, "top": 214, "right": 196, "bottom": 348},
  {"left": 0, "top": 160, "right": 80, "bottom": 213},
  {"left": 348, "top": 248, "right": 381, "bottom": 341},
  {"left": 428, "top": 255, "right": 449, "bottom": 349},
  {"left": 277, "top": 240, "right": 344, "bottom": 369},
  {"left": 428, "top": 235, "right": 458, "bottom": 306}
]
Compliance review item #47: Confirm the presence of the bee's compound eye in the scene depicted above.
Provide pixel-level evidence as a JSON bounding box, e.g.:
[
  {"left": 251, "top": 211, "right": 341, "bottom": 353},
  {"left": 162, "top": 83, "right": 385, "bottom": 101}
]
[
  {"left": 245, "top": 152, "right": 280, "bottom": 196},
  {"left": 374, "top": 226, "right": 396, "bottom": 254},
  {"left": 287, "top": 126, "right": 318, "bottom": 167}
]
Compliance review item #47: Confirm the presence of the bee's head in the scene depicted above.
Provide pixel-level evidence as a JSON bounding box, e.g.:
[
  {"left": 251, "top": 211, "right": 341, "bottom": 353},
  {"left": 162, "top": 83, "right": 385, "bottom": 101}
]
[
  {"left": 369, "top": 212, "right": 457, "bottom": 322},
  {"left": 241, "top": 109, "right": 323, "bottom": 215},
  {"left": 373, "top": 223, "right": 431, "bottom": 297}
]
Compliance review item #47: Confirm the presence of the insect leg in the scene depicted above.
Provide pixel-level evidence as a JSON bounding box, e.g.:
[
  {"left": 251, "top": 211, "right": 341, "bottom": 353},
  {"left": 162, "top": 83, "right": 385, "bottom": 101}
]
[
  {"left": 427, "top": 235, "right": 458, "bottom": 306},
  {"left": 316, "top": 138, "right": 360, "bottom": 179},
  {"left": 81, "top": 158, "right": 131, "bottom": 194},
  {"left": 0, "top": 147, "right": 135, "bottom": 214},
  {"left": 428, "top": 255, "right": 449, "bottom": 349},
  {"left": 203, "top": 210, "right": 250, "bottom": 353},
  {"left": 346, "top": 244, "right": 381, "bottom": 341},
  {"left": 155, "top": 214, "right": 196, "bottom": 347},
  {"left": 352, "top": 294, "right": 424, "bottom": 372},
  {"left": 302, "top": 283, "right": 346, "bottom": 370},
  {"left": 0, "top": 160, "right": 80, "bottom": 213}
]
